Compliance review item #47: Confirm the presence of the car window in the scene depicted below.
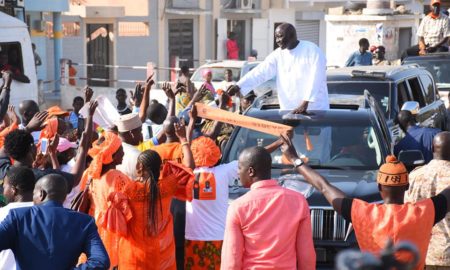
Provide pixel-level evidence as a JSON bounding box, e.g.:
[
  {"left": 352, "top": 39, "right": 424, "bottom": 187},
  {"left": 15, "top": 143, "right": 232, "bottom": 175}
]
[
  {"left": 191, "top": 67, "right": 241, "bottom": 82},
  {"left": 419, "top": 74, "right": 435, "bottom": 104},
  {"left": 397, "top": 81, "right": 410, "bottom": 109},
  {"left": 327, "top": 81, "right": 390, "bottom": 117},
  {"left": 0, "top": 42, "right": 24, "bottom": 74},
  {"left": 403, "top": 59, "right": 450, "bottom": 85},
  {"left": 407, "top": 77, "right": 426, "bottom": 107},
  {"left": 227, "top": 119, "right": 383, "bottom": 170}
]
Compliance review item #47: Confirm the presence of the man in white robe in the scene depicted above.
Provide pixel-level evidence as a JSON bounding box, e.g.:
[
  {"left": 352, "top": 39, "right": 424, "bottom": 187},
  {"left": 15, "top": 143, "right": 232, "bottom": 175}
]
[{"left": 228, "top": 23, "right": 329, "bottom": 114}]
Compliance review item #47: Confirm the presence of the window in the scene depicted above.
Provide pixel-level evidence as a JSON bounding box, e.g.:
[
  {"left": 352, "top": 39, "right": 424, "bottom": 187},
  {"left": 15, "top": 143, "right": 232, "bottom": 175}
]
[
  {"left": 408, "top": 77, "right": 426, "bottom": 107},
  {"left": 0, "top": 42, "right": 24, "bottom": 74},
  {"left": 46, "top": 22, "right": 81, "bottom": 38},
  {"left": 419, "top": 74, "right": 435, "bottom": 104},
  {"left": 118, "top": 22, "right": 149, "bottom": 37},
  {"left": 397, "top": 81, "right": 410, "bottom": 109}
]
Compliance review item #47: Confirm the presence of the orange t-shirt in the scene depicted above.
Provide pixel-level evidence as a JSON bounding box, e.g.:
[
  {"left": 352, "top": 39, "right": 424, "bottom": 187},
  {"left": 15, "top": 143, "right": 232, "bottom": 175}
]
[
  {"left": 351, "top": 199, "right": 435, "bottom": 270},
  {"left": 153, "top": 142, "right": 183, "bottom": 164}
]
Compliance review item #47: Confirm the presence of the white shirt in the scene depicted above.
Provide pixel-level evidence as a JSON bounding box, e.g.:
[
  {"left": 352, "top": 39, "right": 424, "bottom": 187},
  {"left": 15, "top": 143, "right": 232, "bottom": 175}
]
[
  {"left": 185, "top": 161, "right": 239, "bottom": 241},
  {"left": 237, "top": 41, "right": 329, "bottom": 110},
  {"left": 0, "top": 202, "right": 34, "bottom": 270},
  {"left": 116, "top": 142, "right": 141, "bottom": 179}
]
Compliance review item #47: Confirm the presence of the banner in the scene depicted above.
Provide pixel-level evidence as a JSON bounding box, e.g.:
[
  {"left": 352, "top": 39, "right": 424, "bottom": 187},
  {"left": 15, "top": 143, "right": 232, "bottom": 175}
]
[{"left": 195, "top": 102, "right": 292, "bottom": 136}]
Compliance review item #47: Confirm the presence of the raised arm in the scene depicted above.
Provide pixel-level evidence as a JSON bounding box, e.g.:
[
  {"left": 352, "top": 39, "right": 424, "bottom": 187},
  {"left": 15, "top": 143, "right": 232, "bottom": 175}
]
[
  {"left": 71, "top": 101, "right": 98, "bottom": 187},
  {"left": 229, "top": 51, "right": 278, "bottom": 96},
  {"left": 0, "top": 72, "right": 12, "bottom": 122},
  {"left": 162, "top": 82, "right": 176, "bottom": 118},
  {"left": 280, "top": 133, "right": 348, "bottom": 215},
  {"left": 47, "top": 134, "right": 61, "bottom": 170},
  {"left": 174, "top": 121, "right": 195, "bottom": 170},
  {"left": 138, "top": 74, "right": 154, "bottom": 123},
  {"left": 203, "top": 93, "right": 230, "bottom": 141}
]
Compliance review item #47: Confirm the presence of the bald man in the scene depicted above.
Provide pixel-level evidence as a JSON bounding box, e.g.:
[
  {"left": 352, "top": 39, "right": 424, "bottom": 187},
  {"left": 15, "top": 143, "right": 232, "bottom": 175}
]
[
  {"left": 405, "top": 131, "right": 450, "bottom": 268},
  {"left": 18, "top": 100, "right": 41, "bottom": 144},
  {"left": 227, "top": 22, "right": 329, "bottom": 114},
  {"left": 0, "top": 174, "right": 110, "bottom": 269},
  {"left": 221, "top": 146, "right": 315, "bottom": 269}
]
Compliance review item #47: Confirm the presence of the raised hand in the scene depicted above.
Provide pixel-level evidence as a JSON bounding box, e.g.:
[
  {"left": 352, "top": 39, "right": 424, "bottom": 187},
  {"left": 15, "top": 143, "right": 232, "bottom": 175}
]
[
  {"left": 218, "top": 92, "right": 231, "bottom": 109},
  {"left": 88, "top": 100, "right": 98, "bottom": 117},
  {"left": 47, "top": 134, "right": 60, "bottom": 156},
  {"left": 84, "top": 86, "right": 93, "bottom": 103},
  {"left": 144, "top": 73, "right": 154, "bottom": 91},
  {"left": 226, "top": 84, "right": 240, "bottom": 96},
  {"left": 1, "top": 71, "right": 12, "bottom": 89},
  {"left": 130, "top": 83, "right": 144, "bottom": 107},
  {"left": 26, "top": 111, "right": 49, "bottom": 132},
  {"left": 280, "top": 132, "right": 299, "bottom": 162},
  {"left": 189, "top": 104, "right": 198, "bottom": 123},
  {"left": 162, "top": 82, "right": 175, "bottom": 100},
  {"left": 174, "top": 120, "right": 187, "bottom": 142},
  {"left": 7, "top": 105, "right": 19, "bottom": 125}
]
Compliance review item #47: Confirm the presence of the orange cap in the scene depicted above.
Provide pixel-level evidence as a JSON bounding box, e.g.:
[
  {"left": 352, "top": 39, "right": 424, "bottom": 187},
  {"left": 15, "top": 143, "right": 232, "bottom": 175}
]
[
  {"left": 376, "top": 155, "right": 408, "bottom": 186},
  {"left": 47, "top": 106, "right": 69, "bottom": 117},
  {"left": 431, "top": 0, "right": 441, "bottom": 6}
]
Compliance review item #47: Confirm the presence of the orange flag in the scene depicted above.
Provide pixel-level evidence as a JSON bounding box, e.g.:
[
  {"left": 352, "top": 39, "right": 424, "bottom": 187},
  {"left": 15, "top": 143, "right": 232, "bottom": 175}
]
[{"left": 195, "top": 102, "right": 292, "bottom": 136}]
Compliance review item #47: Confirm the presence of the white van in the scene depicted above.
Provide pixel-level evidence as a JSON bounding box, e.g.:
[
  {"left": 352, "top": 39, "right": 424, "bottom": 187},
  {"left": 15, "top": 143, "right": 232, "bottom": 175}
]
[{"left": 0, "top": 12, "right": 38, "bottom": 107}]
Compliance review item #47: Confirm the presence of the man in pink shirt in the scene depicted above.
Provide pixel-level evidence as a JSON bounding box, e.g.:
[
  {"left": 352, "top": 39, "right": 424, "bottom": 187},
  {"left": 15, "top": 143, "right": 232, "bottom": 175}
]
[{"left": 221, "top": 146, "right": 316, "bottom": 270}]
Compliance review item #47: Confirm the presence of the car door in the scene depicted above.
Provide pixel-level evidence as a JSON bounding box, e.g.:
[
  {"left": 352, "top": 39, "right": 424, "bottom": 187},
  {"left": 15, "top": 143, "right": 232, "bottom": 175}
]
[
  {"left": 406, "top": 74, "right": 445, "bottom": 129},
  {"left": 364, "top": 90, "right": 393, "bottom": 155},
  {"left": 418, "top": 73, "right": 447, "bottom": 130}
]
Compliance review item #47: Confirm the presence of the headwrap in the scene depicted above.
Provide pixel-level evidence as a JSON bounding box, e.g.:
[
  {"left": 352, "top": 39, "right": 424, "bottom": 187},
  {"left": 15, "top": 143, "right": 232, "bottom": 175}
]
[
  {"left": 37, "top": 118, "right": 59, "bottom": 149},
  {"left": 47, "top": 106, "right": 69, "bottom": 118},
  {"left": 0, "top": 122, "right": 18, "bottom": 149},
  {"left": 191, "top": 136, "right": 221, "bottom": 168},
  {"left": 376, "top": 155, "right": 408, "bottom": 186},
  {"left": 87, "top": 131, "right": 122, "bottom": 179},
  {"left": 57, "top": 137, "right": 78, "bottom": 152}
]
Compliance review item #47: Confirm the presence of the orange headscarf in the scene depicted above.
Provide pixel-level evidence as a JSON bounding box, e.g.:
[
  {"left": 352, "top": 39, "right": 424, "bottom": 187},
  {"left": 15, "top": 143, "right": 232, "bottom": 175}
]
[
  {"left": 0, "top": 122, "right": 19, "bottom": 149},
  {"left": 36, "top": 118, "right": 58, "bottom": 149},
  {"left": 191, "top": 136, "right": 221, "bottom": 167},
  {"left": 47, "top": 105, "right": 69, "bottom": 118},
  {"left": 86, "top": 131, "right": 122, "bottom": 179}
]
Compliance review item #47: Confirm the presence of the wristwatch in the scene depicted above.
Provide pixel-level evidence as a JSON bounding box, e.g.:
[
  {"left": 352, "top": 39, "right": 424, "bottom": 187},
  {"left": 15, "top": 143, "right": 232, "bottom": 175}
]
[{"left": 293, "top": 158, "right": 304, "bottom": 168}]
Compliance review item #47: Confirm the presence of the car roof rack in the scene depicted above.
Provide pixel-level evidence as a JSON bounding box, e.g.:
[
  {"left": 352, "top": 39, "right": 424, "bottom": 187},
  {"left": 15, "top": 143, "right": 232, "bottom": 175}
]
[{"left": 351, "top": 70, "right": 386, "bottom": 79}]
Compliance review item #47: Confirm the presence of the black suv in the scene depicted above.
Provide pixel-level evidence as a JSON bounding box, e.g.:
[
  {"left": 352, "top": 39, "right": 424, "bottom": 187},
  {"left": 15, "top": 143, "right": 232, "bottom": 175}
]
[
  {"left": 223, "top": 93, "right": 392, "bottom": 269},
  {"left": 327, "top": 65, "right": 447, "bottom": 133},
  {"left": 403, "top": 53, "right": 450, "bottom": 107}
]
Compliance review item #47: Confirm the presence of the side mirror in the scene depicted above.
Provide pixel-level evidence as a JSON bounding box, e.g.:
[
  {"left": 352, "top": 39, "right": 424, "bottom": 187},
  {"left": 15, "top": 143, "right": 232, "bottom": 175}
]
[
  {"left": 398, "top": 150, "right": 425, "bottom": 172},
  {"left": 401, "top": 101, "right": 420, "bottom": 115}
]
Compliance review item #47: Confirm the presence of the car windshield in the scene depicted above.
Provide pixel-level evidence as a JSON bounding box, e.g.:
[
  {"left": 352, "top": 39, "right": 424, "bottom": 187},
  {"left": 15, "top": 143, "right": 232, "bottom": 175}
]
[
  {"left": 191, "top": 67, "right": 241, "bottom": 82},
  {"left": 328, "top": 81, "right": 391, "bottom": 117},
  {"left": 403, "top": 59, "right": 450, "bottom": 85},
  {"left": 226, "top": 118, "right": 383, "bottom": 171}
]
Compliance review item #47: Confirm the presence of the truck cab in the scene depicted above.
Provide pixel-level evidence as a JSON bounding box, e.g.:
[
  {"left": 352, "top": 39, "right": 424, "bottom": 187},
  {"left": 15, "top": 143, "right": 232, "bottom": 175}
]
[{"left": 0, "top": 12, "right": 38, "bottom": 107}]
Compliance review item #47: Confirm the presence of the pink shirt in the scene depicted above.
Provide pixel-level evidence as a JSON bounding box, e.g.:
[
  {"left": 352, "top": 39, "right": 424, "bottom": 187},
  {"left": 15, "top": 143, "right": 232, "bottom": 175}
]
[{"left": 221, "top": 180, "right": 316, "bottom": 270}]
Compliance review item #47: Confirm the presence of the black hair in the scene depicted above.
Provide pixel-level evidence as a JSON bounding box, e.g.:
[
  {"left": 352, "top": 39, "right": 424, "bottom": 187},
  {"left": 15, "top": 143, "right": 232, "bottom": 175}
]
[
  {"left": 116, "top": 88, "right": 126, "bottom": 94},
  {"left": 147, "top": 103, "right": 168, "bottom": 125},
  {"left": 73, "top": 96, "right": 84, "bottom": 103},
  {"left": 6, "top": 167, "right": 36, "bottom": 193},
  {"left": 225, "top": 69, "right": 232, "bottom": 74},
  {"left": 138, "top": 150, "right": 162, "bottom": 235},
  {"left": 359, "top": 38, "right": 370, "bottom": 46},
  {"left": 180, "top": 65, "right": 190, "bottom": 75},
  {"left": 4, "top": 130, "right": 34, "bottom": 161},
  {"left": 241, "top": 146, "right": 272, "bottom": 178}
]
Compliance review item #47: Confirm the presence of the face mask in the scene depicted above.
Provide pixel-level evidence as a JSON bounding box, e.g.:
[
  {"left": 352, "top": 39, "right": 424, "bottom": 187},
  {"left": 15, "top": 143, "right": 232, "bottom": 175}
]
[{"left": 431, "top": 5, "right": 440, "bottom": 17}]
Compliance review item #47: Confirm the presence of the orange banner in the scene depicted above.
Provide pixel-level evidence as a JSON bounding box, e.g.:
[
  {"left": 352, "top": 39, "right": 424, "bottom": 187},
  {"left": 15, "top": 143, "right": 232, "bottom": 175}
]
[{"left": 195, "top": 103, "right": 293, "bottom": 136}]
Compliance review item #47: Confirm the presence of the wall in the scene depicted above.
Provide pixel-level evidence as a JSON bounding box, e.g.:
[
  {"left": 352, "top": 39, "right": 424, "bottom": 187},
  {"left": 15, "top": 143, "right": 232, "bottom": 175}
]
[{"left": 325, "top": 15, "right": 420, "bottom": 67}]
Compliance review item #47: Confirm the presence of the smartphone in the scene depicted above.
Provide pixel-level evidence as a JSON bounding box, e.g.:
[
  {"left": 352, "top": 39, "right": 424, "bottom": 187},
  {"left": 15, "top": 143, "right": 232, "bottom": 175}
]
[{"left": 41, "top": 138, "right": 48, "bottom": 155}]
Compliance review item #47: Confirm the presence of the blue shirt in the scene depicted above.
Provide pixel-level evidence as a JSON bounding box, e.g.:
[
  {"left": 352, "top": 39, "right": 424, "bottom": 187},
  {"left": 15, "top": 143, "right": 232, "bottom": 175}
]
[
  {"left": 345, "top": 51, "right": 373, "bottom": 67},
  {"left": 0, "top": 200, "right": 110, "bottom": 270},
  {"left": 394, "top": 125, "right": 441, "bottom": 163},
  {"left": 68, "top": 111, "right": 80, "bottom": 129}
]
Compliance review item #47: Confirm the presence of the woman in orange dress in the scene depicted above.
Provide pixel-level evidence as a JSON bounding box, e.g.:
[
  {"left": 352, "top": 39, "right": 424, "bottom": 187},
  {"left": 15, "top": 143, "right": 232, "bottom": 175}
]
[
  {"left": 117, "top": 123, "right": 195, "bottom": 270},
  {"left": 80, "top": 131, "right": 130, "bottom": 269}
]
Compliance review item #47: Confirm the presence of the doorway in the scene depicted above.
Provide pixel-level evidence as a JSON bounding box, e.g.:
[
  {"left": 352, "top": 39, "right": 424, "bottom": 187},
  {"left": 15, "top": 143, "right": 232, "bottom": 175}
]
[
  {"left": 168, "top": 19, "right": 194, "bottom": 69},
  {"left": 87, "top": 23, "right": 113, "bottom": 87},
  {"left": 398, "top": 28, "right": 412, "bottom": 57},
  {"left": 227, "top": 20, "right": 246, "bottom": 60}
]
